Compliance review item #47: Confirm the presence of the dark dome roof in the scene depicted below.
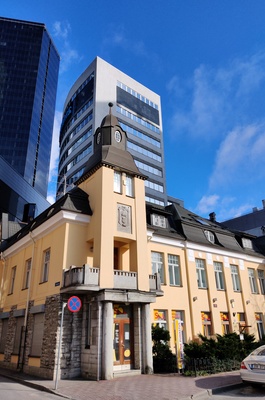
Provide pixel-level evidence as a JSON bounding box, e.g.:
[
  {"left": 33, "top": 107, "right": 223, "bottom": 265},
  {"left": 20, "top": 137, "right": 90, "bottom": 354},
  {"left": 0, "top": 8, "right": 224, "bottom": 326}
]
[{"left": 100, "top": 113, "right": 119, "bottom": 128}]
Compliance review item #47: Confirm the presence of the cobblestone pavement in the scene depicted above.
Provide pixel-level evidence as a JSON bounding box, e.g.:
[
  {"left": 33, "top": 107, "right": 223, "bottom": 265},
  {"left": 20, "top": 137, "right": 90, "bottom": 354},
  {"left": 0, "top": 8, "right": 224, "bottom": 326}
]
[{"left": 0, "top": 368, "right": 242, "bottom": 400}]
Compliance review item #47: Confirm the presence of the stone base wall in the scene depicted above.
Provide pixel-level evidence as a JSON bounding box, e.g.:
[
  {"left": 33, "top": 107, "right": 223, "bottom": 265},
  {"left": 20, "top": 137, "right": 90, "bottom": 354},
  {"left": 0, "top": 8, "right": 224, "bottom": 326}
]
[{"left": 81, "top": 299, "right": 102, "bottom": 380}]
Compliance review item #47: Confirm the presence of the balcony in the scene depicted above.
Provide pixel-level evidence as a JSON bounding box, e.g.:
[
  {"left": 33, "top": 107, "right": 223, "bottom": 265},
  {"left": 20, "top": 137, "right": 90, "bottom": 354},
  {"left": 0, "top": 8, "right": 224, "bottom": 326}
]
[{"left": 62, "top": 265, "right": 161, "bottom": 293}]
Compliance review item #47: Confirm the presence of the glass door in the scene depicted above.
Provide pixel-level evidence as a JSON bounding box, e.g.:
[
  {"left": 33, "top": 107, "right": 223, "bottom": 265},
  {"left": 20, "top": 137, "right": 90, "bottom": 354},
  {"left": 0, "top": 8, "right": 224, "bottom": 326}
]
[{"left": 113, "top": 318, "right": 131, "bottom": 365}]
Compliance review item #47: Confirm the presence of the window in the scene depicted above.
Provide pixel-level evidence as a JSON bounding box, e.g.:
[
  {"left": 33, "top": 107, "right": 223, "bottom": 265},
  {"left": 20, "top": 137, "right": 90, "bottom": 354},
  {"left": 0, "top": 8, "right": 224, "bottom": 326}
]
[
  {"left": 242, "top": 238, "right": 253, "bottom": 250},
  {"left": 41, "top": 249, "right": 50, "bottom": 283},
  {"left": 9, "top": 266, "right": 16, "bottom": 294},
  {"left": 201, "top": 312, "right": 212, "bottom": 337},
  {"left": 230, "top": 265, "right": 241, "bottom": 292},
  {"left": 172, "top": 310, "right": 185, "bottom": 344},
  {"left": 196, "top": 259, "right": 207, "bottom": 289},
  {"left": 153, "top": 309, "right": 167, "bottom": 329},
  {"left": 23, "top": 258, "right": 31, "bottom": 289},
  {"left": 114, "top": 171, "right": 121, "bottom": 193},
  {"left": 31, "top": 313, "right": 45, "bottom": 357},
  {"left": 220, "top": 312, "right": 230, "bottom": 335},
  {"left": 255, "top": 313, "right": 265, "bottom": 340},
  {"left": 0, "top": 319, "right": 8, "bottom": 353},
  {"left": 258, "top": 270, "right": 265, "bottom": 294},
  {"left": 238, "top": 313, "right": 247, "bottom": 333},
  {"left": 151, "top": 214, "right": 167, "bottom": 228},
  {"left": 214, "top": 262, "right": 225, "bottom": 290},
  {"left": 13, "top": 317, "right": 24, "bottom": 355},
  {"left": 151, "top": 252, "right": 164, "bottom": 284},
  {"left": 168, "top": 254, "right": 181, "bottom": 286},
  {"left": 248, "top": 268, "right": 258, "bottom": 294},
  {"left": 204, "top": 230, "right": 215, "bottom": 244},
  {"left": 126, "top": 175, "right": 134, "bottom": 197}
]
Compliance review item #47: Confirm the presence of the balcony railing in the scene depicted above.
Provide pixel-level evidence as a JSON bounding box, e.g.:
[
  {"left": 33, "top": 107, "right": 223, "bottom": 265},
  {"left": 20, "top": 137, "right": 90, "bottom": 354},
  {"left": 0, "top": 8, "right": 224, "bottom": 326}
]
[{"left": 62, "top": 265, "right": 161, "bottom": 292}]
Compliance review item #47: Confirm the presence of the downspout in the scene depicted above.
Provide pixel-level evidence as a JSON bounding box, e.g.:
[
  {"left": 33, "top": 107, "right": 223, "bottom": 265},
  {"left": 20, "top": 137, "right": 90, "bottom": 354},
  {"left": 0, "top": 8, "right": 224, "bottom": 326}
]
[
  {"left": 19, "top": 231, "right": 36, "bottom": 370},
  {"left": 184, "top": 242, "right": 196, "bottom": 339},
  {"left": 0, "top": 252, "right": 7, "bottom": 305}
]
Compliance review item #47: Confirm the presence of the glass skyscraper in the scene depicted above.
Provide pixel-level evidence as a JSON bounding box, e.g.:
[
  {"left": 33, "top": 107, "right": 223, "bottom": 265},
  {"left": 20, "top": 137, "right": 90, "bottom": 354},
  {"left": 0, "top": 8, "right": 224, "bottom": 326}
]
[
  {"left": 0, "top": 17, "right": 59, "bottom": 222},
  {"left": 0, "top": 17, "right": 59, "bottom": 197},
  {"left": 57, "top": 57, "right": 167, "bottom": 206}
]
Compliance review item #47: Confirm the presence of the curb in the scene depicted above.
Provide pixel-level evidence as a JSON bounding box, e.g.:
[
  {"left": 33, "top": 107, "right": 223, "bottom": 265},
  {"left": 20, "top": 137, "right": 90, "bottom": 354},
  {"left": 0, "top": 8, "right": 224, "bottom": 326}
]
[{"left": 0, "top": 370, "right": 69, "bottom": 399}]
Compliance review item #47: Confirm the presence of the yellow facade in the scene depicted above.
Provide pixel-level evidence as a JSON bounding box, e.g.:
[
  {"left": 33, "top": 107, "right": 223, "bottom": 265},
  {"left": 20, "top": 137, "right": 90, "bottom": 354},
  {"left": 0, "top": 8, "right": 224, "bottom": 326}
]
[{"left": 1, "top": 112, "right": 265, "bottom": 380}]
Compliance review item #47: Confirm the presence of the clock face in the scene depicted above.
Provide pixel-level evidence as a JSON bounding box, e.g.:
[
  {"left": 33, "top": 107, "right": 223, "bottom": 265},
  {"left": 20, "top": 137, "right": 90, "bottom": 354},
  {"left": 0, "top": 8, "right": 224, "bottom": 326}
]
[
  {"left": 114, "top": 130, "right": 122, "bottom": 143},
  {"left": 96, "top": 132, "right": 101, "bottom": 144}
]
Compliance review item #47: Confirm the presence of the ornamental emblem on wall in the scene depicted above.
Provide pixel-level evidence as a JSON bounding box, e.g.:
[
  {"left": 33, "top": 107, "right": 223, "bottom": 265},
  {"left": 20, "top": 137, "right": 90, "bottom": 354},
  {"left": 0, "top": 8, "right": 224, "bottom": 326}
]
[{"left": 117, "top": 204, "right": 131, "bottom": 233}]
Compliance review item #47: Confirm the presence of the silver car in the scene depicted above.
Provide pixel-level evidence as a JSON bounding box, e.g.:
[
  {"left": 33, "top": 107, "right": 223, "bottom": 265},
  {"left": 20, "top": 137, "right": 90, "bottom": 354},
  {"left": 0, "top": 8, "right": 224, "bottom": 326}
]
[{"left": 240, "top": 345, "right": 265, "bottom": 385}]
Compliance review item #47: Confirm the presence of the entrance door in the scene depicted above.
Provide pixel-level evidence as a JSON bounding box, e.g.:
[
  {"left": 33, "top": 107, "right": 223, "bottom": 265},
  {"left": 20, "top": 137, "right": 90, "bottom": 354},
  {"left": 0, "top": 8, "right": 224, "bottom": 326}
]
[{"left": 113, "top": 318, "right": 132, "bottom": 366}]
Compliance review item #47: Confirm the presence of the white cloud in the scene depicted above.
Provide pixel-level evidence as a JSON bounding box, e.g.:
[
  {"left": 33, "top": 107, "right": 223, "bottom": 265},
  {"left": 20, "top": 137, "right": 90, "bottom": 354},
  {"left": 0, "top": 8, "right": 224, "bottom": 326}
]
[
  {"left": 52, "top": 21, "right": 71, "bottom": 40},
  {"left": 52, "top": 21, "right": 82, "bottom": 73},
  {"left": 168, "top": 51, "right": 265, "bottom": 140},
  {"left": 196, "top": 194, "right": 220, "bottom": 215},
  {"left": 209, "top": 123, "right": 265, "bottom": 190}
]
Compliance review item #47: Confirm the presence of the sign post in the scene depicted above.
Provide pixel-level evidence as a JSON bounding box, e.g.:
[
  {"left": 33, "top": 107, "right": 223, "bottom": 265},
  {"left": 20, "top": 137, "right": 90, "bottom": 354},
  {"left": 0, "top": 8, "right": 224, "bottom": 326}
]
[{"left": 54, "top": 296, "right": 82, "bottom": 390}]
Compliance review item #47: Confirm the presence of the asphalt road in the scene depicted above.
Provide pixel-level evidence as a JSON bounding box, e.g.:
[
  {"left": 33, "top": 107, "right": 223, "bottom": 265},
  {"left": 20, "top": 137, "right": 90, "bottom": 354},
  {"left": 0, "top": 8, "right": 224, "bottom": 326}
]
[
  {"left": 210, "top": 383, "right": 265, "bottom": 400},
  {"left": 0, "top": 376, "right": 60, "bottom": 400}
]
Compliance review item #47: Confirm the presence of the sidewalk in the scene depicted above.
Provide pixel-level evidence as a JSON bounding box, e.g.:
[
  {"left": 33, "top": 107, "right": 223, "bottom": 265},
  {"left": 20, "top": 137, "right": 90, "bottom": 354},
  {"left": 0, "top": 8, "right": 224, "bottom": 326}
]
[{"left": 0, "top": 367, "right": 242, "bottom": 400}]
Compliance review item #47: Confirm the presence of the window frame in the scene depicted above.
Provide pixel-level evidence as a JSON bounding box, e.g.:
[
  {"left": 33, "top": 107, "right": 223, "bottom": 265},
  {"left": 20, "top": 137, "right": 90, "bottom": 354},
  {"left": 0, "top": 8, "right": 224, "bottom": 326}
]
[
  {"left": 196, "top": 259, "right": 207, "bottom": 289},
  {"left": 151, "top": 251, "right": 165, "bottom": 284},
  {"left": 9, "top": 266, "right": 17, "bottom": 294},
  {"left": 23, "top": 258, "right": 32, "bottom": 289},
  {"left": 258, "top": 269, "right": 265, "bottom": 295},
  {"left": 256, "top": 313, "right": 265, "bottom": 340},
  {"left": 214, "top": 261, "right": 225, "bottom": 290},
  {"left": 114, "top": 171, "right": 122, "bottom": 193},
  {"left": 168, "top": 254, "right": 181, "bottom": 286},
  {"left": 248, "top": 268, "right": 258, "bottom": 294},
  {"left": 125, "top": 174, "right": 134, "bottom": 197},
  {"left": 30, "top": 313, "right": 45, "bottom": 357},
  {"left": 230, "top": 264, "right": 241, "bottom": 292},
  {"left": 41, "top": 249, "right": 50, "bottom": 283}
]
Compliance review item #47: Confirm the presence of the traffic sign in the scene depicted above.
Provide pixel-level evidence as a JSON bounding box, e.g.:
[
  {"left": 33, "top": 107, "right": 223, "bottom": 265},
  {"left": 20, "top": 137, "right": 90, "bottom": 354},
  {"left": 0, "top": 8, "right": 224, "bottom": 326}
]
[{"left": 67, "top": 296, "right": 82, "bottom": 312}]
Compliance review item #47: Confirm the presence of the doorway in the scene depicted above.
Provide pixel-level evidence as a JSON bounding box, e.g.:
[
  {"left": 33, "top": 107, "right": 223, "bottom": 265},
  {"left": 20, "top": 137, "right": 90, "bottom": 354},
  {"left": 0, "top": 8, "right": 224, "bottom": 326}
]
[{"left": 113, "top": 304, "right": 133, "bottom": 369}]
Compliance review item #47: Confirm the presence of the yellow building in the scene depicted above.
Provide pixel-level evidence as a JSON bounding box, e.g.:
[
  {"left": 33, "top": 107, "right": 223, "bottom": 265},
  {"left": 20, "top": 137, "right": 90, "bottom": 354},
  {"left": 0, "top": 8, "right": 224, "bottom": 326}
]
[{"left": 0, "top": 108, "right": 265, "bottom": 380}]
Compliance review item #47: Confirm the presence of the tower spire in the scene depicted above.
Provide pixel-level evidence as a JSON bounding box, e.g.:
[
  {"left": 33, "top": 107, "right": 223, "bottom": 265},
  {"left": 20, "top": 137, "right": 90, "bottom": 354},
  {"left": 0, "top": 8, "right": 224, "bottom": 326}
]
[{"left": 108, "top": 102, "right": 113, "bottom": 114}]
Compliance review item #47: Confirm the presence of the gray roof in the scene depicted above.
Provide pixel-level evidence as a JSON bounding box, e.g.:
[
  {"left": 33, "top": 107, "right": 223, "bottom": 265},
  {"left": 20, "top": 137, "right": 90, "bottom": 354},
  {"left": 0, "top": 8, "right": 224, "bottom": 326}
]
[{"left": 0, "top": 187, "right": 92, "bottom": 251}]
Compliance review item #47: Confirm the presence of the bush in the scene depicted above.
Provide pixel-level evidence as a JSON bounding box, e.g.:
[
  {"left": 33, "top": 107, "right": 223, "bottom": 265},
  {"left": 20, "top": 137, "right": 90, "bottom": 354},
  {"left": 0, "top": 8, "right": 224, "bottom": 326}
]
[
  {"left": 184, "top": 332, "right": 257, "bottom": 375},
  {"left": 152, "top": 324, "right": 176, "bottom": 373}
]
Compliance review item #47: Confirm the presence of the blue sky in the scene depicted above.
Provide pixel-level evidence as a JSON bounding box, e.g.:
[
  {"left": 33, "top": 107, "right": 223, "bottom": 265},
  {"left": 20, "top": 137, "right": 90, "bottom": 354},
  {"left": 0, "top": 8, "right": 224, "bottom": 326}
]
[{"left": 2, "top": 1, "right": 265, "bottom": 221}]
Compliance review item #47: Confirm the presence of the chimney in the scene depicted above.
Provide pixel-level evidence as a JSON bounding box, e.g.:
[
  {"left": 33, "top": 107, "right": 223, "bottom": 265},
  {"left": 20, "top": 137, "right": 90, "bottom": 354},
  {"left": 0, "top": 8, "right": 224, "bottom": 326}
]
[
  {"left": 209, "top": 212, "right": 216, "bottom": 222},
  {"left": 262, "top": 199, "right": 265, "bottom": 209}
]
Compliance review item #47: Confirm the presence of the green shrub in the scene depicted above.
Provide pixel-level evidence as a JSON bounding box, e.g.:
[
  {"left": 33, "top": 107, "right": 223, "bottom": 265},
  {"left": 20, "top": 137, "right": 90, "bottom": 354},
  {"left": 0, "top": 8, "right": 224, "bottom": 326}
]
[{"left": 152, "top": 324, "right": 176, "bottom": 373}]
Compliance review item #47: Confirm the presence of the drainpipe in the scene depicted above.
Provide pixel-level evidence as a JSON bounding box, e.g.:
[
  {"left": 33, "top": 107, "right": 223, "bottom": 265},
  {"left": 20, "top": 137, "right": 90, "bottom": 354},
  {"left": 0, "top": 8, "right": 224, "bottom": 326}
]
[
  {"left": 18, "top": 231, "right": 35, "bottom": 371},
  {"left": 184, "top": 242, "right": 196, "bottom": 339},
  {"left": 97, "top": 301, "right": 102, "bottom": 381},
  {"left": 0, "top": 252, "right": 7, "bottom": 305}
]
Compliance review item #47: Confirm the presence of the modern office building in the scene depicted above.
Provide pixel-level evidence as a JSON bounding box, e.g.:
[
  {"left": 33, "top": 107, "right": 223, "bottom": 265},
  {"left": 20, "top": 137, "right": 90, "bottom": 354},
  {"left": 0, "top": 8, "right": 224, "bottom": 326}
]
[
  {"left": 0, "top": 17, "right": 59, "bottom": 221},
  {"left": 0, "top": 156, "right": 50, "bottom": 228},
  {"left": 222, "top": 200, "right": 265, "bottom": 237},
  {"left": 57, "top": 57, "right": 167, "bottom": 205}
]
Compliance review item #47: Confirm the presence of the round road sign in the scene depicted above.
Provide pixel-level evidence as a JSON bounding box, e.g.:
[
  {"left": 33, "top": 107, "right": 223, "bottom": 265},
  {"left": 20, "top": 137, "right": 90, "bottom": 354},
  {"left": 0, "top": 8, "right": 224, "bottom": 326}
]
[{"left": 67, "top": 296, "right": 82, "bottom": 312}]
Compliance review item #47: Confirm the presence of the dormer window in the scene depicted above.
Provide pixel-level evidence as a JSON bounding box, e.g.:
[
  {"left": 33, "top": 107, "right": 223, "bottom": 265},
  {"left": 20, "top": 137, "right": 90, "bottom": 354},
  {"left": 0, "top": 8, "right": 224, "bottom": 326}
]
[
  {"left": 204, "top": 230, "right": 215, "bottom": 244},
  {"left": 151, "top": 214, "right": 167, "bottom": 228},
  {"left": 242, "top": 238, "right": 253, "bottom": 250}
]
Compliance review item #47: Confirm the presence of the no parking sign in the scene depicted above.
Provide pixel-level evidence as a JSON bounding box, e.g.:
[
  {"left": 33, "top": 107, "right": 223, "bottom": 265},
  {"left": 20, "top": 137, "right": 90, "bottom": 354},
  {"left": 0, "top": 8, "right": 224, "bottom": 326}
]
[{"left": 67, "top": 296, "right": 82, "bottom": 312}]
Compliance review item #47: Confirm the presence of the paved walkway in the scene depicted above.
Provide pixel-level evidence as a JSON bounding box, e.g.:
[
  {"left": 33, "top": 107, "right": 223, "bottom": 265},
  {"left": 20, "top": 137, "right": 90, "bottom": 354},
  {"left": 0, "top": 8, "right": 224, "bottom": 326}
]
[{"left": 0, "top": 368, "right": 242, "bottom": 400}]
